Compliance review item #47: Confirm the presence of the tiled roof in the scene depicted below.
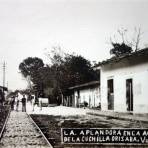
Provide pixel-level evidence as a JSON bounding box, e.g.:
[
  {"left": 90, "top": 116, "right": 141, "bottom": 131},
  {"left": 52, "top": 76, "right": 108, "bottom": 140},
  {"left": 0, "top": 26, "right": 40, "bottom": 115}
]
[
  {"left": 94, "top": 48, "right": 148, "bottom": 67},
  {"left": 69, "top": 81, "right": 99, "bottom": 90}
]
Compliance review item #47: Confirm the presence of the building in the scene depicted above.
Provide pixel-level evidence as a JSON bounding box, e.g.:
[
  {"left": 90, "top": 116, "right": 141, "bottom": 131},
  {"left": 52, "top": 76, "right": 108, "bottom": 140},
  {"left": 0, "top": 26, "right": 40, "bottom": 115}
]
[
  {"left": 96, "top": 48, "right": 148, "bottom": 113},
  {"left": 63, "top": 81, "right": 100, "bottom": 108}
]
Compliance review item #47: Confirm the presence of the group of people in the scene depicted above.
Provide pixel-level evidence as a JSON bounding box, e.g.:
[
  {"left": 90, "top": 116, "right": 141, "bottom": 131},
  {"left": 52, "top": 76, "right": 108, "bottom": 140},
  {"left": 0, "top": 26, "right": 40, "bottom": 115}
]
[{"left": 10, "top": 95, "right": 27, "bottom": 112}]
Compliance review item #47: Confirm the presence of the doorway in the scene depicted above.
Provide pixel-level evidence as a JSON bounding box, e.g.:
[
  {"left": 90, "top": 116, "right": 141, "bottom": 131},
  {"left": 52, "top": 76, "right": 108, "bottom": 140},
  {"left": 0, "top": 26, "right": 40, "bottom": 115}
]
[
  {"left": 107, "top": 79, "right": 114, "bottom": 110},
  {"left": 126, "top": 79, "right": 133, "bottom": 111}
]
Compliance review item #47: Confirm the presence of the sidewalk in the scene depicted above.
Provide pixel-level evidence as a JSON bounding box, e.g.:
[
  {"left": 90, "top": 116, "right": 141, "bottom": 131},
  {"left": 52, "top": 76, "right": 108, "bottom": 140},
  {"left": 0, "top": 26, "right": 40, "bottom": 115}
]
[{"left": 86, "top": 109, "right": 148, "bottom": 123}]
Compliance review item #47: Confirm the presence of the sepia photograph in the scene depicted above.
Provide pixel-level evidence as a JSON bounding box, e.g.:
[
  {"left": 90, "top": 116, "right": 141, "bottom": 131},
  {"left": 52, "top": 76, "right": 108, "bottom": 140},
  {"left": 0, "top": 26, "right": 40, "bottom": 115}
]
[{"left": 0, "top": 0, "right": 148, "bottom": 147}]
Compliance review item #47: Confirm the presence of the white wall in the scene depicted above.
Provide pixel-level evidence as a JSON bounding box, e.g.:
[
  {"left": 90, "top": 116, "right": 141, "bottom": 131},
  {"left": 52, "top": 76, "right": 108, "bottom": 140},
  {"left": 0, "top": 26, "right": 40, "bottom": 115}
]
[
  {"left": 101, "top": 58, "right": 148, "bottom": 113},
  {"left": 73, "top": 86, "right": 100, "bottom": 108}
]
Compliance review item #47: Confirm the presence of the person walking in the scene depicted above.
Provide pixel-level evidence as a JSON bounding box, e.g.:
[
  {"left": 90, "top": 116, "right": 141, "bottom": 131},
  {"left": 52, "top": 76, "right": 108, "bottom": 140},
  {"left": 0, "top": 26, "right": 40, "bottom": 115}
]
[
  {"left": 22, "top": 95, "right": 26, "bottom": 112},
  {"left": 32, "top": 96, "right": 35, "bottom": 111},
  {"left": 15, "top": 95, "right": 19, "bottom": 111},
  {"left": 10, "top": 96, "right": 15, "bottom": 110}
]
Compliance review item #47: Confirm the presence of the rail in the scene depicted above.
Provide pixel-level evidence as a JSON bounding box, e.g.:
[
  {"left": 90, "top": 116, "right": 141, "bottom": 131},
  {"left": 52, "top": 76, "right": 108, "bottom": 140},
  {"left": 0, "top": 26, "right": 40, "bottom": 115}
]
[
  {"left": 0, "top": 105, "right": 11, "bottom": 140},
  {"left": 27, "top": 113, "right": 53, "bottom": 148}
]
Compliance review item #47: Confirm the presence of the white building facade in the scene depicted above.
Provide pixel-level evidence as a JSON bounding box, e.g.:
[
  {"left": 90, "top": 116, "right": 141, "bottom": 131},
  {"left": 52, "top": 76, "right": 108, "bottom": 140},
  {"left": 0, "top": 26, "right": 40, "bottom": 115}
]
[
  {"left": 73, "top": 87, "right": 100, "bottom": 108},
  {"left": 99, "top": 49, "right": 148, "bottom": 113},
  {"left": 68, "top": 81, "right": 101, "bottom": 108}
]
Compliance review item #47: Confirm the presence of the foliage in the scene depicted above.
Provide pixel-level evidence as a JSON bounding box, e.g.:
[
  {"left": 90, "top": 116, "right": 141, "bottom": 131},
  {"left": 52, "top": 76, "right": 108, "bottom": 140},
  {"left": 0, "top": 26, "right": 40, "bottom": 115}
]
[
  {"left": 46, "top": 48, "right": 99, "bottom": 102},
  {"left": 110, "top": 42, "right": 133, "bottom": 57},
  {"left": 19, "top": 49, "right": 99, "bottom": 104},
  {"left": 110, "top": 27, "right": 143, "bottom": 57},
  {"left": 19, "top": 57, "right": 44, "bottom": 95},
  {"left": 6, "top": 90, "right": 19, "bottom": 100},
  {"left": 19, "top": 57, "right": 44, "bottom": 78},
  {"left": 64, "top": 55, "right": 98, "bottom": 86}
]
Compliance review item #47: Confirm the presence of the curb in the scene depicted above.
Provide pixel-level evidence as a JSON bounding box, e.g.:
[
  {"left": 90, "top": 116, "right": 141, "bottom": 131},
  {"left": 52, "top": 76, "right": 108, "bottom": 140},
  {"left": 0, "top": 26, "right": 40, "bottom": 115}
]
[{"left": 87, "top": 111, "right": 148, "bottom": 123}]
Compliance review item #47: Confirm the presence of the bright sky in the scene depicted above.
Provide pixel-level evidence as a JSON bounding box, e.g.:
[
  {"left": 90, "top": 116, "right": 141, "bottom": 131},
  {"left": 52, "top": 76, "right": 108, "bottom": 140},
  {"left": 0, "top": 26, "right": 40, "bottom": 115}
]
[{"left": 0, "top": 0, "right": 148, "bottom": 90}]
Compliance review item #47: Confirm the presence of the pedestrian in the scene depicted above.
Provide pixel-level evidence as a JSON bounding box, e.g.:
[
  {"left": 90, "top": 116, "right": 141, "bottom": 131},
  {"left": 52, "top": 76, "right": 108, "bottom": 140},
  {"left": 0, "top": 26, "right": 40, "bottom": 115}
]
[
  {"left": 22, "top": 95, "right": 26, "bottom": 112},
  {"left": 32, "top": 96, "right": 35, "bottom": 111},
  {"left": 11, "top": 96, "right": 15, "bottom": 110},
  {"left": 39, "top": 98, "right": 42, "bottom": 111},
  {"left": 15, "top": 95, "right": 19, "bottom": 111}
]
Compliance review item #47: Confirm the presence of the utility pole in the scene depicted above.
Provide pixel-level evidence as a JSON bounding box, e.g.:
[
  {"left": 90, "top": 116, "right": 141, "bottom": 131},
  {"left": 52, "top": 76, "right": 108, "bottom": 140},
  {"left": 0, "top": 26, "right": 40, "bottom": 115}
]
[
  {"left": 2, "top": 61, "right": 6, "bottom": 102},
  {"left": 3, "top": 61, "right": 6, "bottom": 88}
]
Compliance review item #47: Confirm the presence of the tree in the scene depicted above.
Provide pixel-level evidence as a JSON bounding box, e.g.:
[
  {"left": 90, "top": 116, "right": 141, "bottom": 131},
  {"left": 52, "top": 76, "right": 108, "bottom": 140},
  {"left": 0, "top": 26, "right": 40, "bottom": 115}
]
[
  {"left": 110, "top": 27, "right": 142, "bottom": 56},
  {"left": 130, "top": 27, "right": 142, "bottom": 51},
  {"left": 63, "top": 55, "right": 98, "bottom": 86},
  {"left": 110, "top": 42, "right": 132, "bottom": 57},
  {"left": 47, "top": 48, "right": 99, "bottom": 102},
  {"left": 19, "top": 57, "right": 44, "bottom": 95},
  {"left": 19, "top": 48, "right": 99, "bottom": 104}
]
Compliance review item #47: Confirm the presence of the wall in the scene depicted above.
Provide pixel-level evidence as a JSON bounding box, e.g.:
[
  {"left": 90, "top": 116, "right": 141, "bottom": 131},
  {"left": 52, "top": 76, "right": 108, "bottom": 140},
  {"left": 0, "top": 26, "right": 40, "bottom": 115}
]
[
  {"left": 100, "top": 56, "right": 148, "bottom": 113},
  {"left": 73, "top": 86, "right": 100, "bottom": 108}
]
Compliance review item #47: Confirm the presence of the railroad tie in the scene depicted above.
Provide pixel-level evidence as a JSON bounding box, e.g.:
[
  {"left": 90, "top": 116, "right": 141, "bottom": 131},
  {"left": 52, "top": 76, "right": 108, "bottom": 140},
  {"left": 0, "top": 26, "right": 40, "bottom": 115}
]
[{"left": 0, "top": 111, "right": 52, "bottom": 148}]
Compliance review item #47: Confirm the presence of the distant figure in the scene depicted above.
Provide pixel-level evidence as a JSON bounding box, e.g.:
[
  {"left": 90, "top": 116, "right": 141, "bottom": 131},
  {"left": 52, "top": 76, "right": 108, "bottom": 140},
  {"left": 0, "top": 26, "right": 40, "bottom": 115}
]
[
  {"left": 32, "top": 96, "right": 35, "bottom": 111},
  {"left": 39, "top": 98, "right": 42, "bottom": 111},
  {"left": 11, "top": 96, "right": 15, "bottom": 110},
  {"left": 98, "top": 102, "right": 101, "bottom": 110},
  {"left": 22, "top": 95, "right": 26, "bottom": 112},
  {"left": 15, "top": 96, "right": 19, "bottom": 111}
]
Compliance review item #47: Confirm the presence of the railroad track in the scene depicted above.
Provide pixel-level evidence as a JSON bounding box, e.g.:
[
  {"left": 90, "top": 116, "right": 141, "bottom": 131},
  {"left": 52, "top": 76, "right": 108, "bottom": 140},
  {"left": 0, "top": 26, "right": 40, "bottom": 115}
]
[
  {"left": 0, "top": 106, "right": 11, "bottom": 140},
  {"left": 30, "top": 115, "right": 62, "bottom": 148},
  {"left": 28, "top": 114, "right": 54, "bottom": 147},
  {"left": 0, "top": 111, "right": 53, "bottom": 148}
]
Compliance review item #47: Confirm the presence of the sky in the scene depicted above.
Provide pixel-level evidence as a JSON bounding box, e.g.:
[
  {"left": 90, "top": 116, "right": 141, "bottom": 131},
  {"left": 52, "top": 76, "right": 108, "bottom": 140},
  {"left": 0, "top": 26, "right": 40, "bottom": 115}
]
[{"left": 0, "top": 0, "right": 148, "bottom": 91}]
